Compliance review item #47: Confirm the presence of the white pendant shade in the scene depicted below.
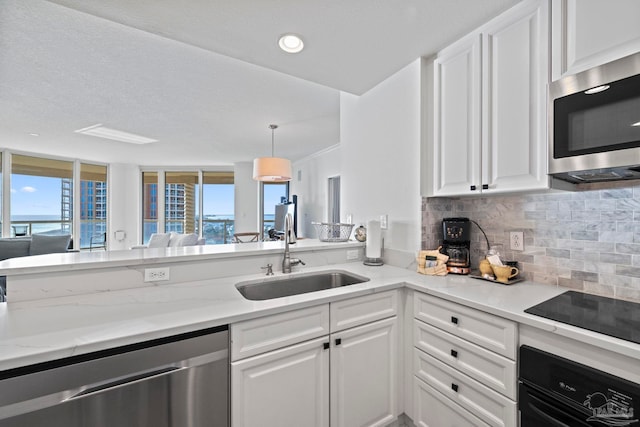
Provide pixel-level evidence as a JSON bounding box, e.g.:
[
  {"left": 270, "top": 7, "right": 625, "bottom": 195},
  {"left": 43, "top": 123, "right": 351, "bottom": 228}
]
[
  {"left": 253, "top": 157, "right": 292, "bottom": 182},
  {"left": 253, "top": 124, "right": 292, "bottom": 182}
]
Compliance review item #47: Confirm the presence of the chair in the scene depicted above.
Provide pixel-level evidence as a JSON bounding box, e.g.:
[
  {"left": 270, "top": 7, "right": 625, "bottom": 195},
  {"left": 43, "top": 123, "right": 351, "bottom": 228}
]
[
  {"left": 131, "top": 232, "right": 205, "bottom": 249},
  {"left": 233, "top": 232, "right": 259, "bottom": 243},
  {"left": 89, "top": 232, "right": 107, "bottom": 251},
  {"left": 11, "top": 225, "right": 29, "bottom": 237}
]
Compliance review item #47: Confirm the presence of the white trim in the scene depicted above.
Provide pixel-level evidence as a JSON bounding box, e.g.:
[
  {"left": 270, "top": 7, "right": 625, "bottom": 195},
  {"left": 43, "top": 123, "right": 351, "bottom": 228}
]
[
  {"left": 72, "top": 160, "right": 81, "bottom": 250},
  {"left": 2, "top": 152, "right": 11, "bottom": 238},
  {"left": 292, "top": 144, "right": 340, "bottom": 165}
]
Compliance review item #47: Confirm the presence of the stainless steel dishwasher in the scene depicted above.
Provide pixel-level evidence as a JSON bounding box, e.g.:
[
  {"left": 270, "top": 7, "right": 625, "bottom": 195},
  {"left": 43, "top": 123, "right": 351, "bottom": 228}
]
[{"left": 0, "top": 325, "right": 229, "bottom": 427}]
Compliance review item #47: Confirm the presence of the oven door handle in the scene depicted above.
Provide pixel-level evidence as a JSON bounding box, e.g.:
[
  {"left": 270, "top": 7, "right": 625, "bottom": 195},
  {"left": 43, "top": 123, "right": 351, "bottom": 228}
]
[{"left": 526, "top": 391, "right": 590, "bottom": 427}]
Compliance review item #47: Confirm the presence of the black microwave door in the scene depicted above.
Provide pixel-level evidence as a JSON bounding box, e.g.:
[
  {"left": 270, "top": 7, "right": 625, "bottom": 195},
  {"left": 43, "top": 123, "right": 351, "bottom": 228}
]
[{"left": 554, "top": 72, "right": 640, "bottom": 159}]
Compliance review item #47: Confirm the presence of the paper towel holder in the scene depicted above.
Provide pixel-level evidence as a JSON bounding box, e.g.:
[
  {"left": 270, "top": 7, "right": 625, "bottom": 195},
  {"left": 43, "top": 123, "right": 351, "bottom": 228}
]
[{"left": 364, "top": 238, "right": 384, "bottom": 266}]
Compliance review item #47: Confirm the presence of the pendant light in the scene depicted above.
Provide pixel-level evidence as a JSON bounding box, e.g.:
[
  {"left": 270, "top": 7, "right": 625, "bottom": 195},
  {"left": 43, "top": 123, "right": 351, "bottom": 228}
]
[{"left": 253, "top": 124, "right": 292, "bottom": 182}]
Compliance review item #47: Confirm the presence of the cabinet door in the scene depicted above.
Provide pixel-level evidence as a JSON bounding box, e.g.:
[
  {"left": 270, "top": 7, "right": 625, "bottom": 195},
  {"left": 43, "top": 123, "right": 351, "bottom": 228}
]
[
  {"left": 330, "top": 317, "right": 398, "bottom": 427},
  {"left": 231, "top": 337, "right": 329, "bottom": 427},
  {"left": 432, "top": 33, "right": 482, "bottom": 196},
  {"left": 552, "top": 0, "right": 640, "bottom": 80},
  {"left": 482, "top": 0, "right": 549, "bottom": 193}
]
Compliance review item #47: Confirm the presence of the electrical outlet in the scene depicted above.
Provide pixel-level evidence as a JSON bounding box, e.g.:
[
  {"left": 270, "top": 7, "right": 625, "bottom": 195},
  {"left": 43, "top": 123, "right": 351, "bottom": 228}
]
[
  {"left": 347, "top": 250, "right": 359, "bottom": 260},
  {"left": 144, "top": 267, "right": 170, "bottom": 282},
  {"left": 380, "top": 214, "right": 388, "bottom": 229},
  {"left": 510, "top": 232, "right": 524, "bottom": 251}
]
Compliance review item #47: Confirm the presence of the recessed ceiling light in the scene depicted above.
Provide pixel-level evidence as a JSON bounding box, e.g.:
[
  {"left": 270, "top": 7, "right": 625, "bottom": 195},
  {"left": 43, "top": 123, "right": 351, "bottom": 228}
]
[
  {"left": 584, "top": 85, "right": 610, "bottom": 95},
  {"left": 632, "top": 121, "right": 640, "bottom": 127},
  {"left": 74, "top": 124, "right": 157, "bottom": 144},
  {"left": 28, "top": 133, "right": 39, "bottom": 137},
  {"left": 278, "top": 33, "right": 304, "bottom": 53}
]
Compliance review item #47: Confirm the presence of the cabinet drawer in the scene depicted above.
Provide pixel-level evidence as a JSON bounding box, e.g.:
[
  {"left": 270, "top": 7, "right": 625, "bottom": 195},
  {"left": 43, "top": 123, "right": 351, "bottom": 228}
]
[
  {"left": 414, "top": 348, "right": 516, "bottom": 427},
  {"left": 231, "top": 304, "right": 330, "bottom": 361},
  {"left": 413, "top": 293, "right": 516, "bottom": 359},
  {"left": 330, "top": 290, "right": 398, "bottom": 332},
  {"left": 414, "top": 320, "right": 516, "bottom": 399},
  {"left": 414, "top": 376, "right": 491, "bottom": 427}
]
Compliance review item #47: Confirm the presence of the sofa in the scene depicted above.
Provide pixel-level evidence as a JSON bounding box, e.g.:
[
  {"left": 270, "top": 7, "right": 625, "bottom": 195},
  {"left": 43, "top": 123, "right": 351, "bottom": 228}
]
[
  {"left": 0, "top": 234, "right": 73, "bottom": 302},
  {"left": 131, "top": 232, "right": 205, "bottom": 249}
]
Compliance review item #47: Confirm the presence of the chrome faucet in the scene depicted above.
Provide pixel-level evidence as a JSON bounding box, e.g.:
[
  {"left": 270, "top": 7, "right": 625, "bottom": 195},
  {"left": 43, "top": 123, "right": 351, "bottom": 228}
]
[{"left": 282, "top": 213, "right": 305, "bottom": 273}]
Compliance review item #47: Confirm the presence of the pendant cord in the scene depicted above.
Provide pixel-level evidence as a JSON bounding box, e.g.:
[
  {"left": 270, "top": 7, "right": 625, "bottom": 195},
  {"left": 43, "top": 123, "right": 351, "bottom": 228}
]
[{"left": 269, "top": 124, "right": 278, "bottom": 157}]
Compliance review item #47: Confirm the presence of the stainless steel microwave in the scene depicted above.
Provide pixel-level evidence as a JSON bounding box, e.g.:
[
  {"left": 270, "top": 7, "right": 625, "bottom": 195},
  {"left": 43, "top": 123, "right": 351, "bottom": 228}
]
[{"left": 549, "top": 52, "right": 640, "bottom": 184}]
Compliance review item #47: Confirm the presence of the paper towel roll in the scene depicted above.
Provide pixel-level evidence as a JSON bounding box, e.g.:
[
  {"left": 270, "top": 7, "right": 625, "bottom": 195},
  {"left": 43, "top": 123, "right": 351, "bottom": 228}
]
[{"left": 366, "top": 220, "right": 381, "bottom": 259}]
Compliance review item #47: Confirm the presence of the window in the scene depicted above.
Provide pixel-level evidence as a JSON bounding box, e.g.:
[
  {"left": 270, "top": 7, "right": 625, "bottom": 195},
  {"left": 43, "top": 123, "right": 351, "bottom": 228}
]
[
  {"left": 141, "top": 170, "right": 234, "bottom": 245},
  {"left": 10, "top": 154, "right": 73, "bottom": 238},
  {"left": 80, "top": 163, "right": 107, "bottom": 249},
  {"left": 261, "top": 182, "right": 289, "bottom": 239},
  {"left": 142, "top": 172, "right": 158, "bottom": 244},
  {"left": 328, "top": 176, "right": 340, "bottom": 224},
  {"left": 165, "top": 172, "right": 198, "bottom": 234},
  {"left": 202, "top": 172, "right": 234, "bottom": 244}
]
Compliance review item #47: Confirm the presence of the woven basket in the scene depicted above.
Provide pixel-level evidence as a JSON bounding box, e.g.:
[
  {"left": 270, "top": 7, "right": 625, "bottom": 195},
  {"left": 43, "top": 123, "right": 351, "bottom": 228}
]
[{"left": 312, "top": 222, "right": 354, "bottom": 242}]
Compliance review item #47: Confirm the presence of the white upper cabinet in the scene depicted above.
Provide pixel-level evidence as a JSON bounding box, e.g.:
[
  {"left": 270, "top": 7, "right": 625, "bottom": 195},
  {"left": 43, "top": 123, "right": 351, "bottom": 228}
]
[
  {"left": 432, "top": 33, "right": 482, "bottom": 196},
  {"left": 429, "top": 0, "right": 549, "bottom": 197},
  {"left": 481, "top": 0, "right": 549, "bottom": 194},
  {"left": 551, "top": 0, "right": 640, "bottom": 81}
]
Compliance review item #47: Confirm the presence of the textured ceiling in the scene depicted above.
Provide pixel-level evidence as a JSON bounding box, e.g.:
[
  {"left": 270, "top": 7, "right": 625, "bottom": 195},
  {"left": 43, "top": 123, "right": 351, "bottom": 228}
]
[{"left": 0, "top": 0, "right": 519, "bottom": 166}]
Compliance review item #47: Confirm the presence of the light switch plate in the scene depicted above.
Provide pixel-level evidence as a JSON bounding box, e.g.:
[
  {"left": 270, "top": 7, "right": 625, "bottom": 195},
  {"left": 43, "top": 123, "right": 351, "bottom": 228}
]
[{"left": 380, "top": 214, "right": 388, "bottom": 229}]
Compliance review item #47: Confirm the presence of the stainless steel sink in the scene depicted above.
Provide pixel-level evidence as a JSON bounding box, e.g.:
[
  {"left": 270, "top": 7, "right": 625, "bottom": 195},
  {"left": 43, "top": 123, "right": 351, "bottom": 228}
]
[{"left": 236, "top": 270, "right": 370, "bottom": 301}]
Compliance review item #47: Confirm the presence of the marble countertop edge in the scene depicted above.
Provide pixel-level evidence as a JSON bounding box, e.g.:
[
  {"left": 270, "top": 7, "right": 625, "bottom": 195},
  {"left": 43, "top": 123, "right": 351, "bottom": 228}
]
[{"left": 1, "top": 263, "right": 638, "bottom": 372}]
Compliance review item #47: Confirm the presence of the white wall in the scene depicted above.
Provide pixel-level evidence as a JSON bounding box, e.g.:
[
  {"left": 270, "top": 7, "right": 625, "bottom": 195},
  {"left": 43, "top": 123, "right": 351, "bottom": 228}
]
[
  {"left": 290, "top": 145, "right": 341, "bottom": 238},
  {"left": 107, "top": 163, "right": 140, "bottom": 250},
  {"left": 340, "top": 59, "right": 422, "bottom": 252},
  {"left": 233, "top": 162, "right": 260, "bottom": 234}
]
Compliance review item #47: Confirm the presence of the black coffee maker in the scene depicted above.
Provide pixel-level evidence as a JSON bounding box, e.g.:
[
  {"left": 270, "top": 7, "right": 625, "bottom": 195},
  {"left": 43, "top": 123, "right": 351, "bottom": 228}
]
[{"left": 441, "top": 217, "right": 471, "bottom": 274}]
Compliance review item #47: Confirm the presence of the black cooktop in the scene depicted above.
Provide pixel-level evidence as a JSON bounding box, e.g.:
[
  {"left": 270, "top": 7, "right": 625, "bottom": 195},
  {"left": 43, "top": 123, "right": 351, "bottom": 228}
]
[{"left": 525, "top": 291, "right": 640, "bottom": 345}]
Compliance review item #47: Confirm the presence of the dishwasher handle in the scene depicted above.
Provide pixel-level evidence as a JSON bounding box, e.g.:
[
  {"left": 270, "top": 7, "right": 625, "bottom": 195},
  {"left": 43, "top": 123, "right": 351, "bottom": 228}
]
[{"left": 66, "top": 366, "right": 185, "bottom": 401}]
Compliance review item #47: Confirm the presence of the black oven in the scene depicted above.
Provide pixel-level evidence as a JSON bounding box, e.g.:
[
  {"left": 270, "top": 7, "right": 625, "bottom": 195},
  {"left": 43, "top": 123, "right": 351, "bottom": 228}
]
[
  {"left": 549, "top": 51, "right": 640, "bottom": 184},
  {"left": 519, "top": 346, "right": 639, "bottom": 426}
]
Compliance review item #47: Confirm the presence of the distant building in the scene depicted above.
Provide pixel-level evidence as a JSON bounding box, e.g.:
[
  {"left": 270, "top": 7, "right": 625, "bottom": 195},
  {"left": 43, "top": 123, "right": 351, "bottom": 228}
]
[
  {"left": 144, "top": 183, "right": 195, "bottom": 234},
  {"left": 61, "top": 178, "right": 107, "bottom": 248}
]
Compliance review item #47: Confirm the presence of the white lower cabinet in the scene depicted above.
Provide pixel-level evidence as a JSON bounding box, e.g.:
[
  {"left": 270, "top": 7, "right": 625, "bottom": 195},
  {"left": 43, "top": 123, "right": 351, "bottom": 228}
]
[
  {"left": 231, "top": 337, "right": 330, "bottom": 427},
  {"left": 231, "top": 290, "right": 399, "bottom": 427},
  {"left": 331, "top": 317, "right": 398, "bottom": 427},
  {"left": 412, "top": 292, "right": 518, "bottom": 427},
  {"left": 414, "top": 376, "right": 490, "bottom": 427}
]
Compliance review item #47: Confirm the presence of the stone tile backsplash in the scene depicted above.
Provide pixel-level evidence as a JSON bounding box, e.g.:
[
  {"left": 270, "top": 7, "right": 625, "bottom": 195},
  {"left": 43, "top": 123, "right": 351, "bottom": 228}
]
[{"left": 422, "top": 184, "right": 640, "bottom": 302}]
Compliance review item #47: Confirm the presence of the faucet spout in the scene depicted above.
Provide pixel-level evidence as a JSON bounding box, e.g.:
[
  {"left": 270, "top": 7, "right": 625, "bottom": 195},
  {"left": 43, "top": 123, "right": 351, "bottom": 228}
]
[{"left": 282, "top": 213, "right": 303, "bottom": 273}]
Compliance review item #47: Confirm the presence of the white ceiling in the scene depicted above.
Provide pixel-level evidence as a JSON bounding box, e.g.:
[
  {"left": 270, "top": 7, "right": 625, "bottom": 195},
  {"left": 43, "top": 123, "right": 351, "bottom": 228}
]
[{"left": 0, "top": 0, "right": 519, "bottom": 167}]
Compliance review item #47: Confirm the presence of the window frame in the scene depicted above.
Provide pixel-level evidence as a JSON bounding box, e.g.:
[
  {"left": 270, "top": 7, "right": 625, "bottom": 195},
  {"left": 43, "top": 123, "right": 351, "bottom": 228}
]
[
  {"left": 1, "top": 150, "right": 109, "bottom": 250},
  {"left": 139, "top": 167, "right": 235, "bottom": 244}
]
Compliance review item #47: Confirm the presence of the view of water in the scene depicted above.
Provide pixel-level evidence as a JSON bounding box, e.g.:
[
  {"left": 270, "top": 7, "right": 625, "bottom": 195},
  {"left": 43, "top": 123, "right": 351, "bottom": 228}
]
[{"left": 10, "top": 214, "right": 277, "bottom": 247}]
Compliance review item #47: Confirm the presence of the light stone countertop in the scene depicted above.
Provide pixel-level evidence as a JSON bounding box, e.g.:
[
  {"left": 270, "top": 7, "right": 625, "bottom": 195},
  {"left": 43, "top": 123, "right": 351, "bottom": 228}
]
[
  {"left": 1, "top": 261, "right": 639, "bottom": 372},
  {"left": 0, "top": 239, "right": 363, "bottom": 276}
]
